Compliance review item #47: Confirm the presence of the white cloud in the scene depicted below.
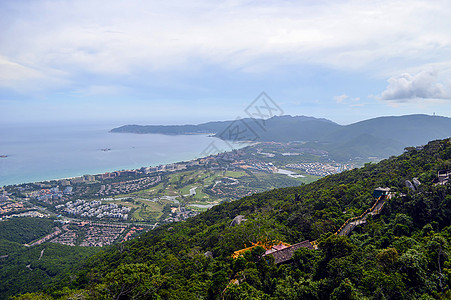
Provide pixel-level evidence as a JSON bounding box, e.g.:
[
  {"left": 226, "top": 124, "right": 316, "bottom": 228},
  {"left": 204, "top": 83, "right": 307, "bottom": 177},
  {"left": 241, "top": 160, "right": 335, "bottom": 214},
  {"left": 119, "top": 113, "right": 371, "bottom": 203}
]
[
  {"left": 380, "top": 69, "right": 450, "bottom": 101},
  {"left": 334, "top": 94, "right": 348, "bottom": 103},
  {"left": 334, "top": 94, "right": 361, "bottom": 106},
  {"left": 1, "top": 0, "right": 451, "bottom": 100},
  {"left": 2, "top": 1, "right": 451, "bottom": 73},
  {"left": 0, "top": 56, "right": 44, "bottom": 82},
  {"left": 0, "top": 56, "right": 69, "bottom": 93}
]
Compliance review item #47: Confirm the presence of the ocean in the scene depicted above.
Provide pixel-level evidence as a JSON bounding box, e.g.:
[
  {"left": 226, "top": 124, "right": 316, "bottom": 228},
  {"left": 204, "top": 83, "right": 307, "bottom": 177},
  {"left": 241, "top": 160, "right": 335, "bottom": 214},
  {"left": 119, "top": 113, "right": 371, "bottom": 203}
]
[{"left": 0, "top": 122, "right": 243, "bottom": 187}]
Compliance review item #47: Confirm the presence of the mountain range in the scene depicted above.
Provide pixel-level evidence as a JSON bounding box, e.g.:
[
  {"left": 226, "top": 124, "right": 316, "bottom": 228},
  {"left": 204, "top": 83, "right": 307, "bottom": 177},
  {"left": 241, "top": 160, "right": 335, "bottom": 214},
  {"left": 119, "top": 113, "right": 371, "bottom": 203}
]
[{"left": 111, "top": 114, "right": 451, "bottom": 160}]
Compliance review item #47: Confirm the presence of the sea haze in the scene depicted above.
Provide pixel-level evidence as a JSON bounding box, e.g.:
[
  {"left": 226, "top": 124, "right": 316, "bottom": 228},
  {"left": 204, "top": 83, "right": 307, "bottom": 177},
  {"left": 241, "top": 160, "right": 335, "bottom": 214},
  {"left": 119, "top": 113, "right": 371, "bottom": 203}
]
[{"left": 0, "top": 122, "right": 242, "bottom": 186}]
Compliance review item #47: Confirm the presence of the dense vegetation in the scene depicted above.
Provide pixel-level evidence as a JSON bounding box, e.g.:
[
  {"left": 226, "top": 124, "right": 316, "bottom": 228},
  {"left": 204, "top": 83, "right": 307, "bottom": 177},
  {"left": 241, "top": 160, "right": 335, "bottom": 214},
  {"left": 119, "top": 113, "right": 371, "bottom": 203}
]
[
  {"left": 0, "top": 217, "right": 55, "bottom": 244},
  {"left": 0, "top": 241, "right": 99, "bottom": 299},
  {"left": 13, "top": 138, "right": 451, "bottom": 299},
  {"left": 0, "top": 218, "right": 99, "bottom": 298}
]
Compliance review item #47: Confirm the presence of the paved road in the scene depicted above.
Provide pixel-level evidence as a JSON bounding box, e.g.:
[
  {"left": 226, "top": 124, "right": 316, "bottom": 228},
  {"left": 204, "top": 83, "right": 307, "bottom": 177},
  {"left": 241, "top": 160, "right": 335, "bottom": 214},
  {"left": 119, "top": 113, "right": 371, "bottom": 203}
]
[{"left": 338, "top": 198, "right": 386, "bottom": 236}]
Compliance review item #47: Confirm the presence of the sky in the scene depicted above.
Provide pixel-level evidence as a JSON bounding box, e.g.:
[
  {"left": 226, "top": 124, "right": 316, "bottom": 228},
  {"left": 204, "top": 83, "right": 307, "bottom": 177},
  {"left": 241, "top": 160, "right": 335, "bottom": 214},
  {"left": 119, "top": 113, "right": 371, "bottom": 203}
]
[{"left": 1, "top": 0, "right": 451, "bottom": 126}]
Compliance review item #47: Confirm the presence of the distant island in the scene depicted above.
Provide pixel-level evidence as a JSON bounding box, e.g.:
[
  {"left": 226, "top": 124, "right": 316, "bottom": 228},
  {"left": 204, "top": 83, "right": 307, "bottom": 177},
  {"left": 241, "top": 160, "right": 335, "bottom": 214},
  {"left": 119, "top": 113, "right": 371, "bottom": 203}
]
[{"left": 111, "top": 114, "right": 451, "bottom": 160}]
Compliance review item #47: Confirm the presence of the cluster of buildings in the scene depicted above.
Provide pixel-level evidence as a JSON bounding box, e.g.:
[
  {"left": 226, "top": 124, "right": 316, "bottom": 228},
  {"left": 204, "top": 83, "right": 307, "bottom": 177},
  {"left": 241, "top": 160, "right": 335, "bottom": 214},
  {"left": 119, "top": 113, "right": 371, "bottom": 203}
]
[
  {"left": 282, "top": 148, "right": 329, "bottom": 156},
  {"left": 209, "top": 184, "right": 259, "bottom": 199},
  {"left": 286, "top": 162, "right": 346, "bottom": 176},
  {"left": 0, "top": 190, "right": 10, "bottom": 202},
  {"left": 58, "top": 170, "right": 143, "bottom": 186},
  {"left": 207, "top": 178, "right": 259, "bottom": 200},
  {"left": 215, "top": 150, "right": 246, "bottom": 161},
  {"left": 55, "top": 200, "right": 131, "bottom": 220},
  {"left": 435, "top": 170, "right": 450, "bottom": 185},
  {"left": 0, "top": 201, "right": 25, "bottom": 216},
  {"left": 28, "top": 227, "right": 62, "bottom": 247},
  {"left": 58, "top": 163, "right": 190, "bottom": 187},
  {"left": 51, "top": 224, "right": 77, "bottom": 246},
  {"left": 50, "top": 221, "right": 130, "bottom": 247},
  {"left": 123, "top": 226, "right": 144, "bottom": 241},
  {"left": 2, "top": 210, "right": 47, "bottom": 220},
  {"left": 78, "top": 224, "right": 126, "bottom": 247},
  {"left": 95, "top": 176, "right": 161, "bottom": 197},
  {"left": 255, "top": 142, "right": 329, "bottom": 156},
  {"left": 232, "top": 161, "right": 277, "bottom": 173},
  {"left": 29, "top": 186, "right": 73, "bottom": 204},
  {"left": 164, "top": 206, "right": 199, "bottom": 223},
  {"left": 141, "top": 163, "right": 187, "bottom": 174},
  {"left": 0, "top": 190, "right": 29, "bottom": 218}
]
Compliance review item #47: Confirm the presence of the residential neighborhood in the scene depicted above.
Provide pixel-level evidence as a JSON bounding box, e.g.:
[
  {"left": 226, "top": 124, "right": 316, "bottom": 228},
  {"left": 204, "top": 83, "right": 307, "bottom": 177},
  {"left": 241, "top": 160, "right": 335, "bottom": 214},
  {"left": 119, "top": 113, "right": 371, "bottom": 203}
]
[
  {"left": 286, "top": 162, "right": 352, "bottom": 176},
  {"left": 1, "top": 142, "right": 357, "bottom": 248},
  {"left": 55, "top": 199, "right": 131, "bottom": 220}
]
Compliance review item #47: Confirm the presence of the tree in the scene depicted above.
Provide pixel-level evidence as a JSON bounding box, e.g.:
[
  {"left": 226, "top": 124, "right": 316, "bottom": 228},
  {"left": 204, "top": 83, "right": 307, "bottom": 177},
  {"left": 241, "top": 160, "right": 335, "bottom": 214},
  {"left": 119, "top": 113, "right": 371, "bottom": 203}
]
[
  {"left": 376, "top": 248, "right": 399, "bottom": 271},
  {"left": 99, "top": 263, "right": 164, "bottom": 300},
  {"left": 12, "top": 292, "right": 53, "bottom": 300},
  {"left": 318, "top": 234, "right": 356, "bottom": 261},
  {"left": 223, "top": 282, "right": 269, "bottom": 300},
  {"left": 330, "top": 278, "right": 360, "bottom": 300},
  {"left": 398, "top": 249, "right": 431, "bottom": 294},
  {"left": 426, "top": 235, "right": 449, "bottom": 293}
]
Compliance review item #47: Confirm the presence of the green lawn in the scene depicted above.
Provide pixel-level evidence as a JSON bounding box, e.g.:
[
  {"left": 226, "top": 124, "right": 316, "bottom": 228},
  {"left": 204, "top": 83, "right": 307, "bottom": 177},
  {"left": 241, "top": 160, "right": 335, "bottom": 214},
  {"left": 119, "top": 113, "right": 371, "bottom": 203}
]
[
  {"left": 180, "top": 184, "right": 196, "bottom": 195},
  {"left": 299, "top": 174, "right": 322, "bottom": 184},
  {"left": 130, "top": 198, "right": 174, "bottom": 221},
  {"left": 102, "top": 199, "right": 139, "bottom": 209},
  {"left": 224, "top": 170, "right": 246, "bottom": 178}
]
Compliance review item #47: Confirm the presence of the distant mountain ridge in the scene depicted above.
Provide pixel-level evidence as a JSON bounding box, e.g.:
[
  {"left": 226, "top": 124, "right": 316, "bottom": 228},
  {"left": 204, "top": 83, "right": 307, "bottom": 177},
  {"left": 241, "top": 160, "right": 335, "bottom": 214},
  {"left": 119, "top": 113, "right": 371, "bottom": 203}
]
[
  {"left": 111, "top": 114, "right": 451, "bottom": 160},
  {"left": 111, "top": 115, "right": 339, "bottom": 140}
]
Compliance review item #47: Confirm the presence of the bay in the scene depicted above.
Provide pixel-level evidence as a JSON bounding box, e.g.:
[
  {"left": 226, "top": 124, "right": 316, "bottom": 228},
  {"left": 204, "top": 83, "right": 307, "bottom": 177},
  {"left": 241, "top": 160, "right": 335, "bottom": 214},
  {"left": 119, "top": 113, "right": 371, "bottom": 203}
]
[{"left": 0, "top": 122, "right": 242, "bottom": 186}]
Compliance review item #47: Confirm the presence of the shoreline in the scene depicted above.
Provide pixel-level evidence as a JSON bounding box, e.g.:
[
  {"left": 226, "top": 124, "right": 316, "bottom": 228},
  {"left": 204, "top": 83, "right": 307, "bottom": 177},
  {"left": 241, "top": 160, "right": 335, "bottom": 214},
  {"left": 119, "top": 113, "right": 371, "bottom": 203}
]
[
  {"left": 1, "top": 158, "right": 192, "bottom": 187},
  {"left": 0, "top": 123, "right": 251, "bottom": 188},
  {"left": 1, "top": 144, "right": 250, "bottom": 188}
]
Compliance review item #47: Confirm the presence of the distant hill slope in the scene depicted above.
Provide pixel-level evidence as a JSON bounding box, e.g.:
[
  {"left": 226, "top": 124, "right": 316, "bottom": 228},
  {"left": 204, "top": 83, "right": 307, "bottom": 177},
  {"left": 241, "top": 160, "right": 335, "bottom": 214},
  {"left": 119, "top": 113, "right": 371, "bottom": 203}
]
[
  {"left": 111, "top": 120, "right": 236, "bottom": 135},
  {"left": 110, "top": 115, "right": 339, "bottom": 140},
  {"left": 327, "top": 114, "right": 451, "bottom": 159},
  {"left": 111, "top": 114, "right": 451, "bottom": 160}
]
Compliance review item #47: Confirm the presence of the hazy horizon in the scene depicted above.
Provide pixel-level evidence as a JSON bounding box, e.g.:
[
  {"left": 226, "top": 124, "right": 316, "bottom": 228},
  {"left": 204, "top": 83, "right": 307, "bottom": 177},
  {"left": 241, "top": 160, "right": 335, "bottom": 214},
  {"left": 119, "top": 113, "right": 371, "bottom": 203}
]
[{"left": 1, "top": 112, "right": 448, "bottom": 128}]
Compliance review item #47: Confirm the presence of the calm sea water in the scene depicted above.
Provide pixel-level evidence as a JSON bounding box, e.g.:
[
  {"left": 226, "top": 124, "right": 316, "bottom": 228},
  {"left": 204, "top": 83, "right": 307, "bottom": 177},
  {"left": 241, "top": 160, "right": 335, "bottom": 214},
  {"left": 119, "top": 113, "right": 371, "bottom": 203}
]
[{"left": 0, "top": 122, "right": 242, "bottom": 187}]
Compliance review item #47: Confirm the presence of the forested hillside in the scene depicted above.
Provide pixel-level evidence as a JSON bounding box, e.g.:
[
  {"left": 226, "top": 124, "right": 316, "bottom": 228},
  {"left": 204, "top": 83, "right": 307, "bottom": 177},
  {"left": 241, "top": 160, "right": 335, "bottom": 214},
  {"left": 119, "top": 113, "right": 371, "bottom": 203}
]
[
  {"left": 0, "top": 242, "right": 99, "bottom": 299},
  {"left": 0, "top": 218, "right": 54, "bottom": 244},
  {"left": 15, "top": 139, "right": 451, "bottom": 299},
  {"left": 0, "top": 219, "right": 99, "bottom": 299}
]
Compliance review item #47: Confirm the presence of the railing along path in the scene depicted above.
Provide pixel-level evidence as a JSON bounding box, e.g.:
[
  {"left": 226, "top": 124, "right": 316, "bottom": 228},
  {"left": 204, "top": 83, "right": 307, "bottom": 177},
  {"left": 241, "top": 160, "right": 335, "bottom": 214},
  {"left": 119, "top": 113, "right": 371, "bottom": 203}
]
[{"left": 310, "top": 193, "right": 390, "bottom": 248}]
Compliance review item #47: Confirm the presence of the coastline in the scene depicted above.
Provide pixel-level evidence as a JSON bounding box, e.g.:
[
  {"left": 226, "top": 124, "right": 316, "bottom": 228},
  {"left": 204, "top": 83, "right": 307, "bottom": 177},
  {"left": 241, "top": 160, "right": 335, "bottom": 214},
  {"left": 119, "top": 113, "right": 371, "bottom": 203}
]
[
  {"left": 1, "top": 142, "right": 249, "bottom": 188},
  {"left": 1, "top": 160, "right": 185, "bottom": 187},
  {"left": 0, "top": 122, "right": 252, "bottom": 187}
]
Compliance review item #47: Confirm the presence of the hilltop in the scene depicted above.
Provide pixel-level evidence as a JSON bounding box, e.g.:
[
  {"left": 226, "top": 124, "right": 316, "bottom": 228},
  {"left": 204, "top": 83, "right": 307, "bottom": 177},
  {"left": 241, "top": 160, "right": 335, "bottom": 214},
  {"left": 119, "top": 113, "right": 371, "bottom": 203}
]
[
  {"left": 14, "top": 138, "right": 451, "bottom": 299},
  {"left": 111, "top": 114, "right": 451, "bottom": 160}
]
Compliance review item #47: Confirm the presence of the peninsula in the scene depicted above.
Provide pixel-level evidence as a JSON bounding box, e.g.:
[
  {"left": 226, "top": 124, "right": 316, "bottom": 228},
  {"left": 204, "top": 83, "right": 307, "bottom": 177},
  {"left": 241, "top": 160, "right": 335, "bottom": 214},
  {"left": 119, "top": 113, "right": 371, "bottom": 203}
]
[{"left": 111, "top": 114, "right": 451, "bottom": 160}]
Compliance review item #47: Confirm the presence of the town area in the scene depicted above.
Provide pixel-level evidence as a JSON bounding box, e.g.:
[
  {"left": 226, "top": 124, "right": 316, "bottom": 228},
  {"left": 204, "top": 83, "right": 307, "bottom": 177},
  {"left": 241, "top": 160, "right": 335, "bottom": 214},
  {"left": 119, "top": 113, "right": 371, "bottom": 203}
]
[{"left": 1, "top": 142, "right": 356, "bottom": 247}]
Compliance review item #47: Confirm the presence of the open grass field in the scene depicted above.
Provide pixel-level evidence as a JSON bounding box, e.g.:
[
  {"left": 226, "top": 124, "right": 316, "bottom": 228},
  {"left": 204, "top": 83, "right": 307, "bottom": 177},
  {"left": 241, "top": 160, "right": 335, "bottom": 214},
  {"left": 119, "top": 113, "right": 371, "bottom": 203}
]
[
  {"left": 131, "top": 198, "right": 174, "bottom": 221},
  {"left": 300, "top": 174, "right": 322, "bottom": 184},
  {"left": 224, "top": 170, "right": 247, "bottom": 178}
]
